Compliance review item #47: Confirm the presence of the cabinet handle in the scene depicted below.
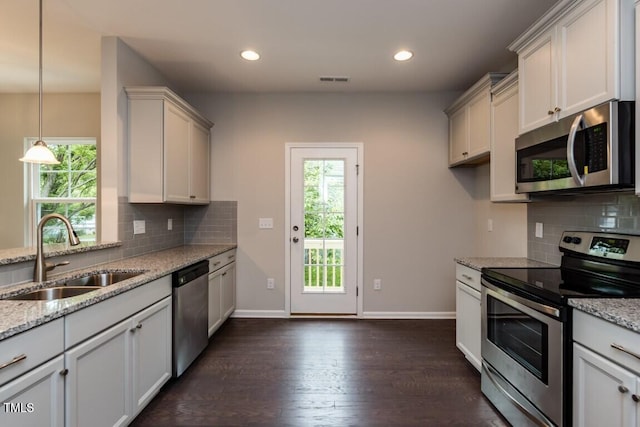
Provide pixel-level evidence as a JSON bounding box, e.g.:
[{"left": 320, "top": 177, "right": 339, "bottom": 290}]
[
  {"left": 611, "top": 343, "right": 640, "bottom": 361},
  {"left": 548, "top": 110, "right": 555, "bottom": 115},
  {"left": 213, "top": 261, "right": 221, "bottom": 266},
  {"left": 190, "top": 195, "right": 196, "bottom": 199},
  {"left": 554, "top": 107, "right": 561, "bottom": 113},
  {"left": 222, "top": 272, "right": 227, "bottom": 277},
  {"left": 228, "top": 255, "right": 235, "bottom": 260},
  {"left": 461, "top": 274, "right": 473, "bottom": 281},
  {"left": 130, "top": 323, "right": 142, "bottom": 333},
  {"left": 619, "top": 385, "right": 629, "bottom": 393},
  {"left": 60, "top": 369, "right": 69, "bottom": 376},
  {"left": 462, "top": 151, "right": 468, "bottom": 156},
  {"left": 0, "top": 354, "right": 26, "bottom": 370},
  {"left": 633, "top": 395, "right": 640, "bottom": 403}
]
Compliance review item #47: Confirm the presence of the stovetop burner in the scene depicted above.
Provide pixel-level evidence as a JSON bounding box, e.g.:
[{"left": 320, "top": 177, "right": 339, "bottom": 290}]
[{"left": 482, "top": 231, "right": 640, "bottom": 306}]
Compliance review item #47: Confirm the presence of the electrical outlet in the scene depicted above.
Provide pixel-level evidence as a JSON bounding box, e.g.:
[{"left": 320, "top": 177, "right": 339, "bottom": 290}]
[
  {"left": 133, "top": 220, "right": 145, "bottom": 235},
  {"left": 487, "top": 218, "right": 493, "bottom": 232},
  {"left": 167, "top": 218, "right": 173, "bottom": 231},
  {"left": 373, "top": 279, "right": 381, "bottom": 290},
  {"left": 535, "top": 222, "right": 544, "bottom": 238},
  {"left": 267, "top": 278, "right": 275, "bottom": 289},
  {"left": 259, "top": 218, "right": 274, "bottom": 229}
]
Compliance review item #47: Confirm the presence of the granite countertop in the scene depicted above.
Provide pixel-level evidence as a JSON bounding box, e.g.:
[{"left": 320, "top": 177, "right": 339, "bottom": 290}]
[
  {"left": 569, "top": 299, "right": 640, "bottom": 333},
  {"left": 0, "top": 244, "right": 236, "bottom": 341},
  {"left": 455, "top": 257, "right": 556, "bottom": 271}
]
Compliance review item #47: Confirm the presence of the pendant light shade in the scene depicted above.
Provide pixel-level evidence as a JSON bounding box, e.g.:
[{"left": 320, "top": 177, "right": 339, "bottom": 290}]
[{"left": 19, "top": 0, "right": 60, "bottom": 165}]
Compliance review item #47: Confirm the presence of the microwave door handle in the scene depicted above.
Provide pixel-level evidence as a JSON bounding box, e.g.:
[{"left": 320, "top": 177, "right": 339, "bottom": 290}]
[{"left": 567, "top": 114, "right": 585, "bottom": 186}]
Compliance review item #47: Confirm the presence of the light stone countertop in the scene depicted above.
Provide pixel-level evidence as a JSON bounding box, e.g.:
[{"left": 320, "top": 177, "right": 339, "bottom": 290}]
[
  {"left": 569, "top": 299, "right": 640, "bottom": 333},
  {"left": 0, "top": 242, "right": 122, "bottom": 266},
  {"left": 0, "top": 244, "right": 236, "bottom": 341},
  {"left": 455, "top": 257, "right": 556, "bottom": 271}
]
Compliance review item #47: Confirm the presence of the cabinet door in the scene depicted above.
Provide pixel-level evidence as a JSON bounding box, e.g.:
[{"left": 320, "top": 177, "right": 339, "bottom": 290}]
[
  {"left": 0, "top": 355, "right": 64, "bottom": 427},
  {"left": 448, "top": 106, "right": 468, "bottom": 165},
  {"left": 573, "top": 343, "right": 637, "bottom": 427},
  {"left": 455, "top": 280, "right": 481, "bottom": 372},
  {"left": 190, "top": 120, "right": 210, "bottom": 204},
  {"left": 519, "top": 29, "right": 556, "bottom": 133},
  {"left": 490, "top": 79, "right": 529, "bottom": 202},
  {"left": 164, "top": 102, "right": 191, "bottom": 203},
  {"left": 131, "top": 297, "right": 172, "bottom": 416},
  {"left": 65, "top": 319, "right": 131, "bottom": 427},
  {"left": 558, "top": 0, "right": 615, "bottom": 117},
  {"left": 467, "top": 90, "right": 491, "bottom": 159},
  {"left": 221, "top": 262, "right": 236, "bottom": 321},
  {"left": 208, "top": 270, "right": 223, "bottom": 337}
]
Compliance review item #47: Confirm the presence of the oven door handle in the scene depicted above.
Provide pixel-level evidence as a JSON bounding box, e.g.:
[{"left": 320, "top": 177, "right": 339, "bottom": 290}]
[
  {"left": 567, "top": 113, "right": 586, "bottom": 187},
  {"left": 482, "top": 279, "right": 560, "bottom": 319},
  {"left": 483, "top": 361, "right": 555, "bottom": 427}
]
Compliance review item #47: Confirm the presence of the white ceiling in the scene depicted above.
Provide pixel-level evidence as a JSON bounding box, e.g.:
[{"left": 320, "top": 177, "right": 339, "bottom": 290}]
[{"left": 1, "top": 0, "right": 558, "bottom": 93}]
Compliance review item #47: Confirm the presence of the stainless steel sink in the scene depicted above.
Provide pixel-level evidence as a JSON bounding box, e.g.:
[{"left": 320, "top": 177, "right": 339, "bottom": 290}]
[
  {"left": 5, "top": 286, "right": 102, "bottom": 301},
  {"left": 63, "top": 271, "right": 143, "bottom": 287}
]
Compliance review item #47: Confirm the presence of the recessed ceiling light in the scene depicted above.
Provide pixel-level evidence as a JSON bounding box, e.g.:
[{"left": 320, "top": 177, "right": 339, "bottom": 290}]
[
  {"left": 240, "top": 50, "right": 260, "bottom": 61},
  {"left": 394, "top": 50, "right": 414, "bottom": 61}
]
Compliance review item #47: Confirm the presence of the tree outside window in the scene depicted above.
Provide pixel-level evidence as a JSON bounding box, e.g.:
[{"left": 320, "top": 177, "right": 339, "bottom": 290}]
[{"left": 28, "top": 138, "right": 97, "bottom": 245}]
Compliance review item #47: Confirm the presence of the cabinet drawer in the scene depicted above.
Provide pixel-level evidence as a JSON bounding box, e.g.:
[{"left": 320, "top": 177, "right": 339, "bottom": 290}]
[
  {"left": 209, "top": 249, "right": 236, "bottom": 272},
  {"left": 573, "top": 310, "right": 640, "bottom": 374},
  {"left": 456, "top": 263, "right": 481, "bottom": 292},
  {"left": 0, "top": 318, "right": 63, "bottom": 386}
]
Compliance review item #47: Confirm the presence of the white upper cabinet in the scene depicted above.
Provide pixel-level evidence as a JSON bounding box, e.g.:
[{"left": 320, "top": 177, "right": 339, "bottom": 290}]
[
  {"left": 126, "top": 86, "right": 214, "bottom": 204},
  {"left": 510, "top": 0, "right": 635, "bottom": 134},
  {"left": 445, "top": 73, "right": 507, "bottom": 167},
  {"left": 490, "top": 71, "right": 529, "bottom": 202}
]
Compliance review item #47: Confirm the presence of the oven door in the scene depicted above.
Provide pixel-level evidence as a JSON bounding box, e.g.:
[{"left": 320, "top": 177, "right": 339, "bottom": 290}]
[{"left": 481, "top": 280, "right": 564, "bottom": 426}]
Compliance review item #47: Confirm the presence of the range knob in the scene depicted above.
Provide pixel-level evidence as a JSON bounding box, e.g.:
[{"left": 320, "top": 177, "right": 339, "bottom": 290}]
[
  {"left": 572, "top": 237, "right": 582, "bottom": 244},
  {"left": 563, "top": 236, "right": 573, "bottom": 244}
]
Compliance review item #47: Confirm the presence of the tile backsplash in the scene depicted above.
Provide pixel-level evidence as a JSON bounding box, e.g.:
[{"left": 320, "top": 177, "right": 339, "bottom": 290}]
[{"left": 528, "top": 192, "right": 640, "bottom": 265}]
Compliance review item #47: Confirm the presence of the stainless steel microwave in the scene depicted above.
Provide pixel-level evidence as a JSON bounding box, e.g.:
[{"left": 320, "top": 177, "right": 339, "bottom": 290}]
[{"left": 515, "top": 101, "right": 635, "bottom": 194}]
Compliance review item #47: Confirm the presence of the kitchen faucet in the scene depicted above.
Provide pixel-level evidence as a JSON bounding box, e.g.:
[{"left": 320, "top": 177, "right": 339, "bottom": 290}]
[{"left": 34, "top": 213, "right": 81, "bottom": 282}]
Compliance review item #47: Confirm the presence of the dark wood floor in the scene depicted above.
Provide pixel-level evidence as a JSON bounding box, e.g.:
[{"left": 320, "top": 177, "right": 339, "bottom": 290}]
[{"left": 132, "top": 319, "right": 507, "bottom": 426}]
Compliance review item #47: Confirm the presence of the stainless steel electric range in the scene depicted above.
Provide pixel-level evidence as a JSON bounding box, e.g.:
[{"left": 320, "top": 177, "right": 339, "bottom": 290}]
[{"left": 481, "top": 231, "right": 640, "bottom": 427}]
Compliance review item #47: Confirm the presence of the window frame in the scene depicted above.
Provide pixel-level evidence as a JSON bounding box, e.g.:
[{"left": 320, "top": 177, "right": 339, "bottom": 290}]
[{"left": 25, "top": 137, "right": 98, "bottom": 247}]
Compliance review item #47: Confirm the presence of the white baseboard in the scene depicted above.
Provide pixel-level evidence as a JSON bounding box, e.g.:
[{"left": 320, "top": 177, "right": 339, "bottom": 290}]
[
  {"left": 231, "top": 310, "right": 456, "bottom": 320},
  {"left": 231, "top": 309, "right": 287, "bottom": 318},
  {"left": 362, "top": 311, "right": 456, "bottom": 319}
]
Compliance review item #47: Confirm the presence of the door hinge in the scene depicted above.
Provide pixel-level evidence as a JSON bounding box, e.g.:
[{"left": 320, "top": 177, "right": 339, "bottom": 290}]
[
  {"left": 356, "top": 286, "right": 359, "bottom": 297},
  {"left": 356, "top": 226, "right": 359, "bottom": 236},
  {"left": 356, "top": 164, "right": 360, "bottom": 175}
]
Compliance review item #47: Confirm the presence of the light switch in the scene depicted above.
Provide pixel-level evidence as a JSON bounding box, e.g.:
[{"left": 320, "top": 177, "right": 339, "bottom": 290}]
[
  {"left": 259, "top": 218, "right": 274, "bottom": 229},
  {"left": 133, "top": 220, "right": 146, "bottom": 235}
]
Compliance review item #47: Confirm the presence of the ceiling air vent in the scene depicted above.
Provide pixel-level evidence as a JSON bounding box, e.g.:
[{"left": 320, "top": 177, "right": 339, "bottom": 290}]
[{"left": 319, "top": 76, "right": 350, "bottom": 83}]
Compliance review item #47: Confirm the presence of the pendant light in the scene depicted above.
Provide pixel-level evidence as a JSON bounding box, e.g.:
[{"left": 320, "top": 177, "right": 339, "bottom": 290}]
[{"left": 19, "top": 0, "right": 60, "bottom": 165}]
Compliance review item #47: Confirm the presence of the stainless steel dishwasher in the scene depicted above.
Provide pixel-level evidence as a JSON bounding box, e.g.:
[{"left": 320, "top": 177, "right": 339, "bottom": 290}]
[{"left": 172, "top": 260, "right": 209, "bottom": 377}]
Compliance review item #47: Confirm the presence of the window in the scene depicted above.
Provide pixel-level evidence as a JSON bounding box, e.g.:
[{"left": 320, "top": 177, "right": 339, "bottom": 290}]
[{"left": 27, "top": 137, "right": 97, "bottom": 246}]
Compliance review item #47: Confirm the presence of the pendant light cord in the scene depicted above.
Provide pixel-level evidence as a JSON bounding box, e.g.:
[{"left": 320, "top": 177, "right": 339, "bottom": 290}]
[{"left": 38, "top": 0, "right": 43, "bottom": 141}]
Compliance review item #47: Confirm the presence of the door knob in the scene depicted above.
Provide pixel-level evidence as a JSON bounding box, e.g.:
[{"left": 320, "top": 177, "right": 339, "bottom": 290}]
[{"left": 292, "top": 237, "right": 299, "bottom": 243}]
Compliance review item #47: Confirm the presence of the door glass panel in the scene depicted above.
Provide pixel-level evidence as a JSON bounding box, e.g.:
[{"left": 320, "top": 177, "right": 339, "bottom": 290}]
[
  {"left": 303, "top": 159, "right": 345, "bottom": 293},
  {"left": 487, "top": 295, "right": 548, "bottom": 383}
]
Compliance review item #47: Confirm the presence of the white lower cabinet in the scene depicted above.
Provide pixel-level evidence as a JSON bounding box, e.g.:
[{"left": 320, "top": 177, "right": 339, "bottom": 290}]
[
  {"left": 131, "top": 298, "right": 172, "bottom": 416},
  {"left": 208, "top": 250, "right": 237, "bottom": 337},
  {"left": 65, "top": 318, "right": 132, "bottom": 427},
  {"left": 573, "top": 310, "right": 640, "bottom": 427},
  {"left": 0, "top": 355, "right": 65, "bottom": 427},
  {"left": 65, "top": 296, "right": 171, "bottom": 427},
  {"left": 455, "top": 263, "right": 481, "bottom": 372},
  {"left": 573, "top": 343, "right": 638, "bottom": 426}
]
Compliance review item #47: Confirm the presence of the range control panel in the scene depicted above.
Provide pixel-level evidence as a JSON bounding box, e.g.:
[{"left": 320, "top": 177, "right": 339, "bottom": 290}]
[{"left": 559, "top": 231, "right": 640, "bottom": 262}]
